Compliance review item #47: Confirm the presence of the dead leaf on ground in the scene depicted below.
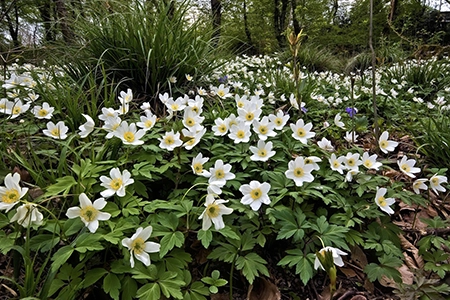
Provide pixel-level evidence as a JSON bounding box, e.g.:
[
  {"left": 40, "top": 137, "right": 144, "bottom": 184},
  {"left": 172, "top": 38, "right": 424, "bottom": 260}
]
[
  {"left": 350, "top": 245, "right": 368, "bottom": 269},
  {"left": 340, "top": 268, "right": 358, "bottom": 278},
  {"left": 247, "top": 277, "right": 281, "bottom": 300}
]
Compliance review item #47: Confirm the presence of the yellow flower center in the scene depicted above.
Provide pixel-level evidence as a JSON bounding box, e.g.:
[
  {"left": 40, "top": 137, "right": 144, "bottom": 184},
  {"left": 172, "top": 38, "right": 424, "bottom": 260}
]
[
  {"left": 165, "top": 136, "right": 174, "bottom": 145},
  {"left": 171, "top": 104, "right": 179, "bottom": 111},
  {"left": 294, "top": 167, "right": 304, "bottom": 177},
  {"left": 144, "top": 120, "right": 153, "bottom": 128},
  {"left": 215, "top": 169, "right": 225, "bottom": 179},
  {"left": 217, "top": 90, "right": 225, "bottom": 97},
  {"left": 245, "top": 112, "right": 254, "bottom": 121},
  {"left": 275, "top": 118, "right": 282, "bottom": 126},
  {"left": 192, "top": 107, "right": 199, "bottom": 113},
  {"left": 123, "top": 131, "right": 135, "bottom": 142},
  {"left": 218, "top": 124, "right": 227, "bottom": 133},
  {"left": 401, "top": 164, "right": 410, "bottom": 173},
  {"left": 110, "top": 178, "right": 123, "bottom": 190},
  {"left": 206, "top": 203, "right": 220, "bottom": 218},
  {"left": 250, "top": 188, "right": 262, "bottom": 200},
  {"left": 112, "top": 123, "right": 120, "bottom": 130},
  {"left": 0, "top": 103, "right": 5, "bottom": 109},
  {"left": 186, "top": 138, "right": 195, "bottom": 146},
  {"left": 258, "top": 125, "right": 268, "bottom": 134},
  {"left": 2, "top": 189, "right": 19, "bottom": 203},
  {"left": 131, "top": 237, "right": 145, "bottom": 255},
  {"left": 347, "top": 159, "right": 355, "bottom": 167},
  {"left": 237, "top": 130, "right": 245, "bottom": 139},
  {"left": 51, "top": 128, "right": 60, "bottom": 137},
  {"left": 378, "top": 196, "right": 386, "bottom": 207},
  {"left": 258, "top": 149, "right": 267, "bottom": 157},
  {"left": 237, "top": 101, "right": 244, "bottom": 108},
  {"left": 38, "top": 109, "right": 48, "bottom": 117},
  {"left": 13, "top": 106, "right": 21, "bottom": 114},
  {"left": 229, "top": 120, "right": 237, "bottom": 127},
  {"left": 305, "top": 158, "right": 312, "bottom": 164},
  {"left": 333, "top": 161, "right": 340, "bottom": 168},
  {"left": 193, "top": 162, "right": 203, "bottom": 173},
  {"left": 364, "top": 160, "right": 373, "bottom": 167},
  {"left": 186, "top": 117, "right": 195, "bottom": 126},
  {"left": 380, "top": 141, "right": 387, "bottom": 148},
  {"left": 297, "top": 128, "right": 306, "bottom": 137},
  {"left": 80, "top": 205, "right": 98, "bottom": 222}
]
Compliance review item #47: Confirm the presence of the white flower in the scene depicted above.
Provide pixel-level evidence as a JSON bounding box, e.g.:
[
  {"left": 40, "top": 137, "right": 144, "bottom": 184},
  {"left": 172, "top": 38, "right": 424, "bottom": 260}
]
[
  {"left": 412, "top": 178, "right": 428, "bottom": 194},
  {"left": 207, "top": 160, "right": 235, "bottom": 185},
  {"left": 6, "top": 99, "right": 30, "bottom": 119},
  {"left": 378, "top": 131, "right": 398, "bottom": 154},
  {"left": 252, "top": 116, "right": 276, "bottom": 141},
  {"left": 137, "top": 111, "right": 157, "bottom": 131},
  {"left": 158, "top": 130, "right": 183, "bottom": 151},
  {"left": 249, "top": 140, "right": 276, "bottom": 162},
  {"left": 78, "top": 114, "right": 95, "bottom": 138},
  {"left": 345, "top": 169, "right": 359, "bottom": 182},
  {"left": 0, "top": 173, "right": 28, "bottom": 212},
  {"left": 304, "top": 156, "right": 322, "bottom": 171},
  {"left": 212, "top": 84, "right": 231, "bottom": 99},
  {"left": 344, "top": 131, "right": 358, "bottom": 143},
  {"left": 191, "top": 153, "right": 210, "bottom": 177},
  {"left": 361, "top": 152, "right": 382, "bottom": 170},
  {"left": 285, "top": 157, "right": 314, "bottom": 186},
  {"left": 268, "top": 110, "right": 289, "bottom": 130},
  {"left": 317, "top": 137, "right": 335, "bottom": 152},
  {"left": 429, "top": 174, "right": 447, "bottom": 194},
  {"left": 114, "top": 121, "right": 145, "bottom": 145},
  {"left": 182, "top": 127, "right": 206, "bottom": 150},
  {"left": 102, "top": 116, "right": 122, "bottom": 139},
  {"left": 198, "top": 194, "right": 233, "bottom": 230},
  {"left": 183, "top": 109, "right": 205, "bottom": 132},
  {"left": 239, "top": 181, "right": 271, "bottom": 211},
  {"left": 10, "top": 203, "right": 44, "bottom": 227},
  {"left": 212, "top": 117, "right": 229, "bottom": 136},
  {"left": 397, "top": 156, "right": 421, "bottom": 178},
  {"left": 375, "top": 187, "right": 395, "bottom": 215},
  {"left": 66, "top": 193, "right": 111, "bottom": 233},
  {"left": 237, "top": 103, "right": 262, "bottom": 125},
  {"left": 343, "top": 152, "right": 362, "bottom": 171},
  {"left": 185, "top": 74, "right": 193, "bottom": 81},
  {"left": 122, "top": 226, "right": 160, "bottom": 268},
  {"left": 169, "top": 76, "right": 177, "bottom": 83},
  {"left": 33, "top": 102, "right": 54, "bottom": 119},
  {"left": 334, "top": 113, "right": 345, "bottom": 129},
  {"left": 100, "top": 168, "right": 134, "bottom": 198},
  {"left": 228, "top": 121, "right": 251, "bottom": 144},
  {"left": 43, "top": 121, "right": 69, "bottom": 140},
  {"left": 329, "top": 154, "right": 345, "bottom": 174},
  {"left": 314, "top": 246, "right": 347, "bottom": 270},
  {"left": 98, "top": 107, "right": 119, "bottom": 121},
  {"left": 118, "top": 88, "right": 133, "bottom": 104},
  {"left": 290, "top": 119, "right": 315, "bottom": 144}
]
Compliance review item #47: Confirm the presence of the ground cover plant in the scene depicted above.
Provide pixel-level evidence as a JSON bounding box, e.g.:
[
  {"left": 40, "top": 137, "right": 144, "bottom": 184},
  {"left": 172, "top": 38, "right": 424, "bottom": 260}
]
[{"left": 1, "top": 50, "right": 450, "bottom": 299}]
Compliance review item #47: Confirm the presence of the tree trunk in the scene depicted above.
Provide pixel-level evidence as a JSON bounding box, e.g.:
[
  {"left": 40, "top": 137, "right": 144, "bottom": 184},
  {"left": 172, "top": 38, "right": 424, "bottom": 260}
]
[
  {"left": 54, "top": 0, "right": 74, "bottom": 43},
  {"left": 1, "top": 0, "right": 20, "bottom": 47},
  {"left": 37, "top": 0, "right": 55, "bottom": 42},
  {"left": 243, "top": 0, "right": 254, "bottom": 52},
  {"left": 274, "top": 0, "right": 289, "bottom": 48},
  {"left": 331, "top": 0, "right": 339, "bottom": 23},
  {"left": 211, "top": 0, "right": 221, "bottom": 47},
  {"left": 389, "top": 0, "right": 397, "bottom": 23}
]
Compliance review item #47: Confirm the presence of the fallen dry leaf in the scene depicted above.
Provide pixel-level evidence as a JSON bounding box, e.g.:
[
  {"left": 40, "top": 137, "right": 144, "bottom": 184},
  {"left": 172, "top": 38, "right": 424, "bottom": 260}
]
[{"left": 247, "top": 277, "right": 281, "bottom": 300}]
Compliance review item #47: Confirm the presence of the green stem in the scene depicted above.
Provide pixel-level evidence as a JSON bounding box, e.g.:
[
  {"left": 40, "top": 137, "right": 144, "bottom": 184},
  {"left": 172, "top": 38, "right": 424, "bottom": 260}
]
[{"left": 229, "top": 254, "right": 237, "bottom": 300}]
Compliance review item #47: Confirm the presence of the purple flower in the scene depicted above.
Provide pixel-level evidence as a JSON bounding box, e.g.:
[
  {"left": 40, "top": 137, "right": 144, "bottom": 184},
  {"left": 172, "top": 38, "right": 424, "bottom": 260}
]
[
  {"left": 218, "top": 75, "right": 228, "bottom": 84},
  {"left": 345, "top": 107, "right": 358, "bottom": 118}
]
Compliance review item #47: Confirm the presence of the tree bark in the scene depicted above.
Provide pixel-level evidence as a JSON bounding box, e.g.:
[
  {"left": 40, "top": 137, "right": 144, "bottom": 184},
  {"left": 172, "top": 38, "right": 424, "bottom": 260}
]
[
  {"left": 1, "top": 0, "right": 20, "bottom": 47},
  {"left": 274, "top": 0, "right": 289, "bottom": 48},
  {"left": 243, "top": 0, "right": 254, "bottom": 52},
  {"left": 37, "top": 0, "right": 55, "bottom": 42},
  {"left": 291, "top": 0, "right": 300, "bottom": 34},
  {"left": 54, "top": 0, "right": 74, "bottom": 43},
  {"left": 211, "top": 0, "right": 221, "bottom": 47}
]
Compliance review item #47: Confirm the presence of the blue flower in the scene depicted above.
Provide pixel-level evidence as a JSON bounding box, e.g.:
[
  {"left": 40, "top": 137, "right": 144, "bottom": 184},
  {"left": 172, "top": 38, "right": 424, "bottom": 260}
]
[
  {"left": 218, "top": 75, "right": 228, "bottom": 84},
  {"left": 345, "top": 107, "right": 358, "bottom": 118}
]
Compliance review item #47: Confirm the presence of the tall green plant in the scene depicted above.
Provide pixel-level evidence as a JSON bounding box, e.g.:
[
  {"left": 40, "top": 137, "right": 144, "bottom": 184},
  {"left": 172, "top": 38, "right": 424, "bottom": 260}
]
[{"left": 56, "top": 0, "right": 220, "bottom": 109}]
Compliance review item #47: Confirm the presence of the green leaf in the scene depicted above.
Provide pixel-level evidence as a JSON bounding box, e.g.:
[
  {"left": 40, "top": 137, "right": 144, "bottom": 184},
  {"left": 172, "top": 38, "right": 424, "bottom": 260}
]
[
  {"left": 83, "top": 268, "right": 108, "bottom": 288},
  {"left": 51, "top": 245, "right": 74, "bottom": 273},
  {"left": 240, "top": 231, "right": 256, "bottom": 252},
  {"left": 217, "top": 226, "right": 240, "bottom": 240},
  {"left": 278, "top": 250, "right": 315, "bottom": 285},
  {"left": 160, "top": 231, "right": 185, "bottom": 257},
  {"left": 44, "top": 176, "right": 77, "bottom": 196},
  {"left": 197, "top": 230, "right": 212, "bottom": 248},
  {"left": 122, "top": 276, "right": 138, "bottom": 300},
  {"left": 75, "top": 233, "right": 104, "bottom": 253},
  {"left": 137, "top": 283, "right": 161, "bottom": 300},
  {"left": 273, "top": 208, "right": 307, "bottom": 242},
  {"left": 159, "top": 272, "right": 185, "bottom": 299},
  {"left": 48, "top": 278, "right": 65, "bottom": 297},
  {"left": 364, "top": 255, "right": 402, "bottom": 283},
  {"left": 235, "top": 253, "right": 269, "bottom": 284},
  {"left": 29, "top": 234, "right": 60, "bottom": 253},
  {"left": 103, "top": 273, "right": 121, "bottom": 300}
]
